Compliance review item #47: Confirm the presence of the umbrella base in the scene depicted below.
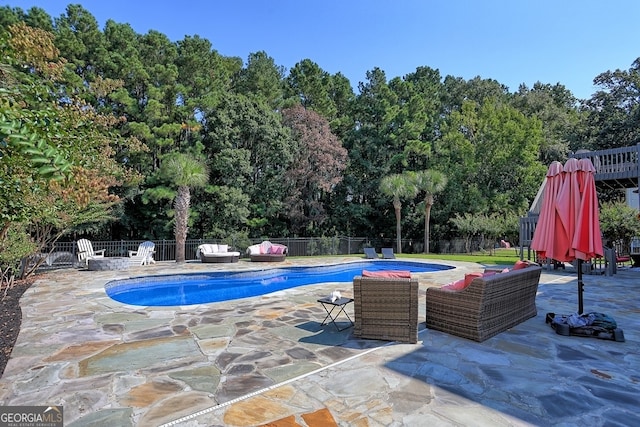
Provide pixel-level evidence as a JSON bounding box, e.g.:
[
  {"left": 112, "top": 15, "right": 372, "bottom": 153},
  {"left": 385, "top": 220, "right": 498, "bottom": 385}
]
[{"left": 545, "top": 312, "right": 625, "bottom": 342}]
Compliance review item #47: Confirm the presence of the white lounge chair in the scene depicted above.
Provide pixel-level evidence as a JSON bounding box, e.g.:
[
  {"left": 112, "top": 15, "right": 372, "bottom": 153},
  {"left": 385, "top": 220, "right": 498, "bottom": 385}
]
[
  {"left": 77, "top": 239, "right": 105, "bottom": 266},
  {"left": 129, "top": 241, "right": 156, "bottom": 266}
]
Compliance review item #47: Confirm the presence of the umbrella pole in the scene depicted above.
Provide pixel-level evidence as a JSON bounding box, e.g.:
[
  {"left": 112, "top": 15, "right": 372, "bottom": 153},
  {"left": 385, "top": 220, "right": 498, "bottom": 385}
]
[{"left": 577, "top": 259, "right": 584, "bottom": 314}]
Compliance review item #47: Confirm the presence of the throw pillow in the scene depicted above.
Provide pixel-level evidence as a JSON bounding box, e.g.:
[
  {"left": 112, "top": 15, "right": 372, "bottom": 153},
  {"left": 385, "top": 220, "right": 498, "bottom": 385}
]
[
  {"left": 260, "top": 242, "right": 271, "bottom": 254},
  {"left": 362, "top": 270, "right": 411, "bottom": 278},
  {"left": 512, "top": 260, "right": 529, "bottom": 270},
  {"left": 441, "top": 278, "right": 466, "bottom": 291},
  {"left": 464, "top": 272, "right": 483, "bottom": 286},
  {"left": 218, "top": 244, "right": 228, "bottom": 253}
]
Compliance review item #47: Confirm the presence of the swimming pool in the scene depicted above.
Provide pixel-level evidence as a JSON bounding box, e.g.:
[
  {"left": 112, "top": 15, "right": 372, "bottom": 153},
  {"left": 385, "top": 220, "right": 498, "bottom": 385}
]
[{"left": 105, "top": 260, "right": 453, "bottom": 306}]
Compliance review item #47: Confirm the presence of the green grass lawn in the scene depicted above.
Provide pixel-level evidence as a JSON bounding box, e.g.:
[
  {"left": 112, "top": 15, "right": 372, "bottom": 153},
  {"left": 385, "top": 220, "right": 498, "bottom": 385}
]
[
  {"left": 396, "top": 248, "right": 523, "bottom": 266},
  {"left": 307, "top": 248, "right": 525, "bottom": 266}
]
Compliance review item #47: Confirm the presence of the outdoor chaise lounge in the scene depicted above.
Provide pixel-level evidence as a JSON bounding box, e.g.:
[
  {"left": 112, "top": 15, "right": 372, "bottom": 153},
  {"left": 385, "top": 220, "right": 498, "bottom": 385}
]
[
  {"left": 196, "top": 243, "right": 240, "bottom": 263},
  {"left": 246, "top": 241, "right": 288, "bottom": 262},
  {"left": 353, "top": 273, "right": 419, "bottom": 343},
  {"left": 363, "top": 247, "right": 379, "bottom": 259},
  {"left": 425, "top": 263, "right": 542, "bottom": 342},
  {"left": 381, "top": 247, "right": 395, "bottom": 259}
]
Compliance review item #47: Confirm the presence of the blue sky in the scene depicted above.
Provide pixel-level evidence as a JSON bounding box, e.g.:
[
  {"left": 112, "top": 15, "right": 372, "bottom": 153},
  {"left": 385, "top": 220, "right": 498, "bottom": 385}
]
[{"left": 4, "top": 0, "right": 640, "bottom": 99}]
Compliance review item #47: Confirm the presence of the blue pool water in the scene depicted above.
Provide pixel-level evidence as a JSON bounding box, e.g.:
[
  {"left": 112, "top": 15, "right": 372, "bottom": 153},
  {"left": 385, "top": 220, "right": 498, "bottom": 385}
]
[{"left": 105, "top": 260, "right": 453, "bottom": 306}]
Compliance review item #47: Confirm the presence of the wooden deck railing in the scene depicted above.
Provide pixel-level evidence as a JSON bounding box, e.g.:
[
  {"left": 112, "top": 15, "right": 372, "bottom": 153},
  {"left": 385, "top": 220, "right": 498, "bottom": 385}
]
[{"left": 572, "top": 144, "right": 640, "bottom": 182}]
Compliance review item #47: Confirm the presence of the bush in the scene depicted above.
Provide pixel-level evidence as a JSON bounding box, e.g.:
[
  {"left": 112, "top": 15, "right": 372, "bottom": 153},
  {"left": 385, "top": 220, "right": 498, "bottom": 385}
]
[
  {"left": 599, "top": 201, "right": 640, "bottom": 252},
  {"left": 1, "top": 224, "right": 38, "bottom": 295}
]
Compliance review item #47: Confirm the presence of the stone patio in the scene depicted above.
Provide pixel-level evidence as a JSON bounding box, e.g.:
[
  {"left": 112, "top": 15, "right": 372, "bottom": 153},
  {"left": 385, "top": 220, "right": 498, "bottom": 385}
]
[{"left": 0, "top": 257, "right": 638, "bottom": 426}]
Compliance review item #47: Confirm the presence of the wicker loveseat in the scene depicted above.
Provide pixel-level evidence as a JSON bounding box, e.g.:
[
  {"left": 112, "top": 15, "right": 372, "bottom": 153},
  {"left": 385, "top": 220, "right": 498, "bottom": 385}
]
[
  {"left": 353, "top": 275, "right": 419, "bottom": 343},
  {"left": 246, "top": 241, "right": 288, "bottom": 262},
  {"left": 425, "top": 264, "right": 542, "bottom": 342}
]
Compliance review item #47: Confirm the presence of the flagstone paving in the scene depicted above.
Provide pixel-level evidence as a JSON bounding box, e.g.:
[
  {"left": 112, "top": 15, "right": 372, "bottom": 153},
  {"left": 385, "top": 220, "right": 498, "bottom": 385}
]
[{"left": 0, "top": 257, "right": 638, "bottom": 426}]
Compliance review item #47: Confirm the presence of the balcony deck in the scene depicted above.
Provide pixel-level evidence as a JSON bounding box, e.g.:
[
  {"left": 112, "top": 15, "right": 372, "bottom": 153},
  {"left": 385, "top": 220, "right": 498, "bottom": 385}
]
[{"left": 571, "top": 144, "right": 640, "bottom": 189}]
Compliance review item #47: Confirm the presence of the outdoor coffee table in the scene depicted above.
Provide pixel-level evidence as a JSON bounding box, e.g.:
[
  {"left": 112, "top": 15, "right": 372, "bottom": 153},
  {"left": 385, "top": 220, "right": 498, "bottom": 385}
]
[{"left": 317, "top": 296, "right": 354, "bottom": 331}]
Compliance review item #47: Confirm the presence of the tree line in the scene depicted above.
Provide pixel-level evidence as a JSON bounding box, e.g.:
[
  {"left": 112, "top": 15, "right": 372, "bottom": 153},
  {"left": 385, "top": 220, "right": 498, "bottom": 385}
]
[{"left": 2, "top": 4, "right": 640, "bottom": 280}]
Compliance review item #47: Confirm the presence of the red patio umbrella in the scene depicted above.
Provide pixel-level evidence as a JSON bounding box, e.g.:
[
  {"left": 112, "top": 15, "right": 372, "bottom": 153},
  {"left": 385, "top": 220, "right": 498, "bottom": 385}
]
[
  {"left": 572, "top": 158, "right": 603, "bottom": 261},
  {"left": 533, "top": 158, "right": 603, "bottom": 314},
  {"left": 570, "top": 159, "right": 603, "bottom": 313},
  {"left": 555, "top": 158, "right": 581, "bottom": 262},
  {"left": 531, "top": 161, "right": 566, "bottom": 261}
]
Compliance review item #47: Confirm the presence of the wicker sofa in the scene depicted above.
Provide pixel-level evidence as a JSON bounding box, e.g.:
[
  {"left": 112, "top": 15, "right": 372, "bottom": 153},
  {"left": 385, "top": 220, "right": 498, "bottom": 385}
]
[
  {"left": 425, "top": 264, "right": 542, "bottom": 342},
  {"left": 246, "top": 241, "right": 288, "bottom": 262},
  {"left": 352, "top": 275, "right": 419, "bottom": 343},
  {"left": 196, "top": 244, "right": 240, "bottom": 263}
]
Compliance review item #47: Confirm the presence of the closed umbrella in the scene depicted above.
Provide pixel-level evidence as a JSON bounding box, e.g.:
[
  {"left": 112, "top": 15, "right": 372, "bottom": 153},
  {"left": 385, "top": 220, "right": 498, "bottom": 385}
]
[
  {"left": 555, "top": 158, "right": 581, "bottom": 262},
  {"left": 533, "top": 158, "right": 603, "bottom": 314},
  {"left": 572, "top": 158, "right": 603, "bottom": 260},
  {"left": 571, "top": 158, "right": 604, "bottom": 313},
  {"left": 531, "top": 161, "right": 565, "bottom": 261}
]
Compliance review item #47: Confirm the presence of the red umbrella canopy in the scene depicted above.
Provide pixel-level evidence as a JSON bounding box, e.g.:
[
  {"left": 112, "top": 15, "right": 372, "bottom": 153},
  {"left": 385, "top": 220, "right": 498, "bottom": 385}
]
[
  {"left": 533, "top": 158, "right": 603, "bottom": 315},
  {"left": 572, "top": 158, "right": 603, "bottom": 260},
  {"left": 531, "top": 161, "right": 566, "bottom": 261},
  {"left": 555, "top": 158, "right": 581, "bottom": 262}
]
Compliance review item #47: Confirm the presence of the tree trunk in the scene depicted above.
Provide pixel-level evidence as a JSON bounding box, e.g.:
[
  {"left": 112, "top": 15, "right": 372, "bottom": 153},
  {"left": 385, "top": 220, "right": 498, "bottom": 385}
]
[
  {"left": 174, "top": 186, "right": 190, "bottom": 263},
  {"left": 424, "top": 203, "right": 432, "bottom": 254},
  {"left": 394, "top": 200, "right": 402, "bottom": 254}
]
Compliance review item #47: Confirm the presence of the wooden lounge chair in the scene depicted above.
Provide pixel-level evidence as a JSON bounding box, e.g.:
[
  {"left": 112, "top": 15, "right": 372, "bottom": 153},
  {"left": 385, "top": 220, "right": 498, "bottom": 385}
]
[
  {"left": 363, "top": 247, "right": 379, "bottom": 259},
  {"left": 425, "top": 264, "right": 542, "bottom": 342},
  {"left": 76, "top": 239, "right": 105, "bottom": 266},
  {"left": 129, "top": 241, "right": 156, "bottom": 266},
  {"left": 353, "top": 275, "right": 419, "bottom": 343},
  {"left": 381, "top": 247, "right": 395, "bottom": 259}
]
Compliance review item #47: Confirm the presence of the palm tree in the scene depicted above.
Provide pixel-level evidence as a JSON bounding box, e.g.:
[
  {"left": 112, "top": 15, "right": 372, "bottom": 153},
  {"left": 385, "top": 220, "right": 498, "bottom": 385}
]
[
  {"left": 379, "top": 173, "right": 418, "bottom": 253},
  {"left": 414, "top": 170, "right": 447, "bottom": 253},
  {"left": 160, "top": 153, "right": 209, "bottom": 263}
]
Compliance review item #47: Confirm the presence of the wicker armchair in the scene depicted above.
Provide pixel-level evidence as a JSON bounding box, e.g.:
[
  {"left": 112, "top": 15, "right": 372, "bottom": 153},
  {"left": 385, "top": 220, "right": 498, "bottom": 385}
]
[
  {"left": 353, "top": 276, "right": 419, "bottom": 343},
  {"left": 425, "top": 265, "right": 542, "bottom": 342}
]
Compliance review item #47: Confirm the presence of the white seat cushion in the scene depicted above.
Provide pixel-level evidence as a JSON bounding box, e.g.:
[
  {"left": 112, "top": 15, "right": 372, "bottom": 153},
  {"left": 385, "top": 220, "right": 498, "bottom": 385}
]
[{"left": 199, "top": 244, "right": 218, "bottom": 254}]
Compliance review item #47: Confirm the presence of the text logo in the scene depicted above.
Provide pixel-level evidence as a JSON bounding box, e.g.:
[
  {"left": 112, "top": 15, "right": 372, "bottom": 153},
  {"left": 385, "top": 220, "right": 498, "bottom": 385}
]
[{"left": 0, "top": 406, "right": 63, "bottom": 427}]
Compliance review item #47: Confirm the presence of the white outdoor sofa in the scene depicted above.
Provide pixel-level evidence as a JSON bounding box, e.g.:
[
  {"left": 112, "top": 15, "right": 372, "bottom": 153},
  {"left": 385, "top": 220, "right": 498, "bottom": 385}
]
[{"left": 196, "top": 244, "right": 241, "bottom": 263}]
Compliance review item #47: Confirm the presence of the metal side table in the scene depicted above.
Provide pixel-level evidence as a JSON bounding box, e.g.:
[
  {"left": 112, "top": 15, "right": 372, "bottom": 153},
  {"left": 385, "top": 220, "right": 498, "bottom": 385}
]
[{"left": 317, "top": 296, "right": 354, "bottom": 331}]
